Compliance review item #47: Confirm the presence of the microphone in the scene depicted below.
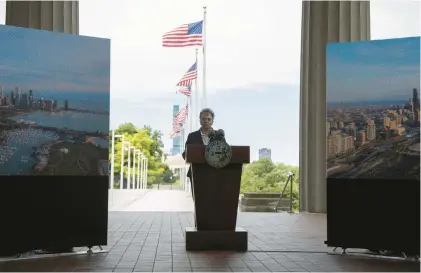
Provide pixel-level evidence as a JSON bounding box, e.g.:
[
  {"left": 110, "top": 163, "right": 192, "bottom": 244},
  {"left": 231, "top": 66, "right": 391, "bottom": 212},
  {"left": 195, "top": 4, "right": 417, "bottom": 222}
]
[
  {"left": 208, "top": 129, "right": 216, "bottom": 139},
  {"left": 214, "top": 129, "right": 225, "bottom": 141}
]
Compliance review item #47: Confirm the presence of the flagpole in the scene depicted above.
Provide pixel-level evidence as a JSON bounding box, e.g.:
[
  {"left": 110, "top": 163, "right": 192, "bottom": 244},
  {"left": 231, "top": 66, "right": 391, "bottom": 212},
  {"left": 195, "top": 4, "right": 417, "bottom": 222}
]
[
  {"left": 202, "top": 6, "right": 207, "bottom": 109},
  {"left": 181, "top": 126, "right": 185, "bottom": 155},
  {"left": 189, "top": 95, "right": 193, "bottom": 133},
  {"left": 195, "top": 48, "right": 199, "bottom": 130},
  {"left": 186, "top": 96, "right": 191, "bottom": 135}
]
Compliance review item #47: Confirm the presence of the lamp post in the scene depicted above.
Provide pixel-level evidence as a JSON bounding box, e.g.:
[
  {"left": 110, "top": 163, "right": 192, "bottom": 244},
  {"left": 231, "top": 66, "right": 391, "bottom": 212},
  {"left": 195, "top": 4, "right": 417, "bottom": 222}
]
[
  {"left": 140, "top": 156, "right": 144, "bottom": 189},
  {"left": 121, "top": 141, "right": 130, "bottom": 189},
  {"left": 141, "top": 156, "right": 145, "bottom": 189},
  {"left": 134, "top": 149, "right": 140, "bottom": 189},
  {"left": 143, "top": 157, "right": 148, "bottom": 189},
  {"left": 141, "top": 155, "right": 146, "bottom": 189},
  {"left": 128, "top": 146, "right": 136, "bottom": 189},
  {"left": 126, "top": 146, "right": 132, "bottom": 189},
  {"left": 113, "top": 134, "right": 124, "bottom": 189},
  {"left": 137, "top": 151, "right": 142, "bottom": 189},
  {"left": 110, "top": 130, "right": 115, "bottom": 190},
  {"left": 132, "top": 148, "right": 138, "bottom": 189},
  {"left": 140, "top": 152, "right": 145, "bottom": 189}
]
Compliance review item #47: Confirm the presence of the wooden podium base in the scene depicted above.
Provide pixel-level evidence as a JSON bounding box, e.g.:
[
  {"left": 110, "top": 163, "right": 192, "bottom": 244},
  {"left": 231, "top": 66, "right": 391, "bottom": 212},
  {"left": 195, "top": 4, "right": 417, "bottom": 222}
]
[
  {"left": 185, "top": 227, "right": 248, "bottom": 251},
  {"left": 185, "top": 144, "right": 250, "bottom": 252}
]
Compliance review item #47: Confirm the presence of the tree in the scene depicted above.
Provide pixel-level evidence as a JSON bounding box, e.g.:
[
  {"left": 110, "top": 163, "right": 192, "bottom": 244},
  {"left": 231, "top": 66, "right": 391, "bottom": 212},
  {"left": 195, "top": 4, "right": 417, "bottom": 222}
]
[
  {"left": 240, "top": 158, "right": 300, "bottom": 211},
  {"left": 162, "top": 166, "right": 176, "bottom": 184},
  {"left": 110, "top": 123, "right": 168, "bottom": 188},
  {"left": 143, "top": 125, "right": 165, "bottom": 160},
  {"left": 116, "top": 122, "right": 137, "bottom": 135}
]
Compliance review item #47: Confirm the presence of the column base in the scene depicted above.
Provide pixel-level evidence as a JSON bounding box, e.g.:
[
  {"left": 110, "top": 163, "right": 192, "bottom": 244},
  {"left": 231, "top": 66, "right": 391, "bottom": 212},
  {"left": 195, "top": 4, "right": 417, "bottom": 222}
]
[{"left": 185, "top": 227, "right": 248, "bottom": 251}]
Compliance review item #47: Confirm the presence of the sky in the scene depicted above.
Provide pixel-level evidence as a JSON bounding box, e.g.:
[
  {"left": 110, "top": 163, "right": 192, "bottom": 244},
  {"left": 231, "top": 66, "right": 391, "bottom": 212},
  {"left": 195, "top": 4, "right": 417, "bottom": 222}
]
[
  {"left": 0, "top": 24, "right": 110, "bottom": 94},
  {"left": 327, "top": 36, "right": 421, "bottom": 103},
  {"left": 0, "top": 0, "right": 420, "bottom": 165}
]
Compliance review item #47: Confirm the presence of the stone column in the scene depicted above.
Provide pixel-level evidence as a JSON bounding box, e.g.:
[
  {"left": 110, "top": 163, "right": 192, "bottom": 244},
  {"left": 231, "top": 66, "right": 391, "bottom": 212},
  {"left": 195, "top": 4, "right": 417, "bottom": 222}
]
[
  {"left": 6, "top": 0, "right": 79, "bottom": 34},
  {"left": 299, "top": 1, "right": 370, "bottom": 213}
]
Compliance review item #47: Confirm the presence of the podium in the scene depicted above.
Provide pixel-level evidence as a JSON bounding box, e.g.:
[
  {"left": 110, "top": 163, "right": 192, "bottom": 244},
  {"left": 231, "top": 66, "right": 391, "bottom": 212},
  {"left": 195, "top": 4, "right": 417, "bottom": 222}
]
[{"left": 185, "top": 144, "right": 250, "bottom": 251}]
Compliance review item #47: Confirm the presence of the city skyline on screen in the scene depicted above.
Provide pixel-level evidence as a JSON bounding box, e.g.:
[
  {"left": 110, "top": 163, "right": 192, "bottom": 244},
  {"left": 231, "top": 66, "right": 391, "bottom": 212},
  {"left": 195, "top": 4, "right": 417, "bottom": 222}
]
[
  {"left": 0, "top": 24, "right": 110, "bottom": 176},
  {"left": 326, "top": 36, "right": 420, "bottom": 181}
]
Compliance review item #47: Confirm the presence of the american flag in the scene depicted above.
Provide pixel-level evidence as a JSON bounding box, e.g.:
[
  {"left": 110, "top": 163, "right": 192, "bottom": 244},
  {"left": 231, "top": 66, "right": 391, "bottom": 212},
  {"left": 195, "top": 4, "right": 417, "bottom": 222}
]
[
  {"left": 162, "top": 21, "right": 203, "bottom": 47},
  {"left": 176, "top": 63, "right": 197, "bottom": 86},
  {"left": 170, "top": 123, "right": 183, "bottom": 139},
  {"left": 173, "top": 118, "right": 182, "bottom": 130},
  {"left": 170, "top": 131, "right": 181, "bottom": 139},
  {"left": 177, "top": 85, "right": 191, "bottom": 96},
  {"left": 174, "top": 105, "right": 188, "bottom": 125}
]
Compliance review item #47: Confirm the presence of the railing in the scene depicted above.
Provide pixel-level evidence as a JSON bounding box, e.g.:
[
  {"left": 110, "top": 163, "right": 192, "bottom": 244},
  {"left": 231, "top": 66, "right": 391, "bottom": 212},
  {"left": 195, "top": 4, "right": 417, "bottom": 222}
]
[
  {"left": 276, "top": 172, "right": 294, "bottom": 212},
  {"left": 239, "top": 173, "right": 294, "bottom": 213}
]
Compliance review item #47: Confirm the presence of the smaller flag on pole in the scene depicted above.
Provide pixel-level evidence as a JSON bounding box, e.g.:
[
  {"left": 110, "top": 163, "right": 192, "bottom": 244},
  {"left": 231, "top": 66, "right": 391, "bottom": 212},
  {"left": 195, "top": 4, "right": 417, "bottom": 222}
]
[
  {"left": 174, "top": 105, "right": 188, "bottom": 124},
  {"left": 176, "top": 63, "right": 197, "bottom": 87},
  {"left": 170, "top": 123, "right": 183, "bottom": 139},
  {"left": 172, "top": 119, "right": 182, "bottom": 131},
  {"left": 177, "top": 85, "right": 191, "bottom": 96},
  {"left": 170, "top": 131, "right": 181, "bottom": 139},
  {"left": 162, "top": 21, "right": 203, "bottom": 47},
  {"left": 170, "top": 124, "right": 181, "bottom": 138}
]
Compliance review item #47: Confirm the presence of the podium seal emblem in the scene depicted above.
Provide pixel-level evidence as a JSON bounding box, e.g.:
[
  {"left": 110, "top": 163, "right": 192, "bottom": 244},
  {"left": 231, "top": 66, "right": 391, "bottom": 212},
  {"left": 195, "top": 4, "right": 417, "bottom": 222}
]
[{"left": 205, "top": 139, "right": 233, "bottom": 169}]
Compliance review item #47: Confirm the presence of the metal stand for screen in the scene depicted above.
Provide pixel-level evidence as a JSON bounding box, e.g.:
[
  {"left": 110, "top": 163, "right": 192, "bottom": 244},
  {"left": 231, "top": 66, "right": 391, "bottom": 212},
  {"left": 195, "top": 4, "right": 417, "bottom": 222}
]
[
  {"left": 0, "top": 245, "right": 108, "bottom": 262},
  {"left": 329, "top": 247, "right": 419, "bottom": 261}
]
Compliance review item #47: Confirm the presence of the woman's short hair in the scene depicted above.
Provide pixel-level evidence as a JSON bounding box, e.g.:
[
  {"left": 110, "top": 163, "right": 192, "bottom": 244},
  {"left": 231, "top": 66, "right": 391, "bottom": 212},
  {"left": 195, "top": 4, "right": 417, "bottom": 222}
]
[{"left": 199, "top": 108, "right": 215, "bottom": 119}]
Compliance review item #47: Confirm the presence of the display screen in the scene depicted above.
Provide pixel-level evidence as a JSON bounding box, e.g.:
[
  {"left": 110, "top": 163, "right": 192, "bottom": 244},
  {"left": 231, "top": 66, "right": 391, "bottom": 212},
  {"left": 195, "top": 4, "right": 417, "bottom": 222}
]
[
  {"left": 0, "top": 25, "right": 110, "bottom": 176},
  {"left": 326, "top": 37, "right": 420, "bottom": 180}
]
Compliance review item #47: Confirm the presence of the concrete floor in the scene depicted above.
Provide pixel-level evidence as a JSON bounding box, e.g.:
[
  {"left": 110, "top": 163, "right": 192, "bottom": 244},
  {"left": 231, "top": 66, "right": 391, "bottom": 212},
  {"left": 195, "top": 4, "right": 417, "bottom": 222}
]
[
  {"left": 0, "top": 189, "right": 419, "bottom": 272},
  {"left": 121, "top": 190, "right": 194, "bottom": 212}
]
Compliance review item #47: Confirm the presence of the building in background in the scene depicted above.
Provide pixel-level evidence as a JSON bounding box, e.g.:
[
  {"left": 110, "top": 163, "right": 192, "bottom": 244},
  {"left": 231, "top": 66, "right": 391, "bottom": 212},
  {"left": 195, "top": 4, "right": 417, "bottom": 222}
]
[
  {"left": 172, "top": 105, "right": 183, "bottom": 155},
  {"left": 413, "top": 88, "right": 419, "bottom": 110},
  {"left": 356, "top": 131, "right": 366, "bottom": 146},
  {"left": 366, "top": 119, "right": 376, "bottom": 141},
  {"left": 326, "top": 121, "right": 330, "bottom": 136},
  {"left": 326, "top": 131, "right": 355, "bottom": 159},
  {"left": 258, "top": 148, "right": 272, "bottom": 160}
]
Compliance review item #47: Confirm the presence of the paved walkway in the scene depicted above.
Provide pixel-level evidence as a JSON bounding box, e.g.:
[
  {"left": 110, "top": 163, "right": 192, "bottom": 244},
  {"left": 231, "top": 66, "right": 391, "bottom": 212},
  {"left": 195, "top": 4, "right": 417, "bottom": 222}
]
[
  {"left": 109, "top": 190, "right": 148, "bottom": 211},
  {"left": 0, "top": 212, "right": 419, "bottom": 272},
  {"left": 121, "top": 189, "right": 194, "bottom": 212},
  {"left": 0, "top": 190, "right": 418, "bottom": 272}
]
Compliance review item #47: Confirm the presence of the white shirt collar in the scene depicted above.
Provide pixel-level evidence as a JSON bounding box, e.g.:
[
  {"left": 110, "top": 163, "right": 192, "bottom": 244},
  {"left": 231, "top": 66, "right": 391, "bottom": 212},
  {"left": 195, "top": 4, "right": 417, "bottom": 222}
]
[
  {"left": 200, "top": 128, "right": 214, "bottom": 136},
  {"left": 200, "top": 128, "right": 211, "bottom": 145}
]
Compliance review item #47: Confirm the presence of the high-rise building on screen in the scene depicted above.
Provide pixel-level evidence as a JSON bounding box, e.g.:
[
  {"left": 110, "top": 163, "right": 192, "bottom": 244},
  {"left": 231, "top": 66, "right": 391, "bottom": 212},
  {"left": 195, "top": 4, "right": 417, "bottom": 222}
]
[
  {"left": 413, "top": 88, "right": 420, "bottom": 120},
  {"left": 258, "top": 148, "right": 271, "bottom": 160},
  {"left": 413, "top": 88, "right": 419, "bottom": 110},
  {"left": 366, "top": 119, "right": 376, "bottom": 141},
  {"left": 172, "top": 105, "right": 183, "bottom": 155}
]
